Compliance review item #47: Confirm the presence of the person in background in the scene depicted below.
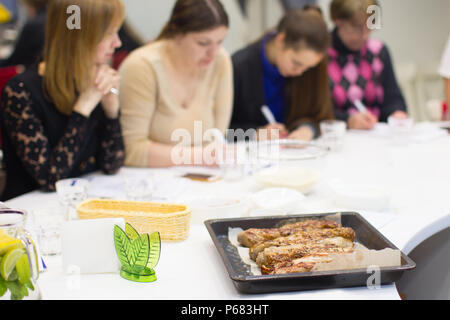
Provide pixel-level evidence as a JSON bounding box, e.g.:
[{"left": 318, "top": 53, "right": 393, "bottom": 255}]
[
  {"left": 439, "top": 36, "right": 450, "bottom": 111},
  {"left": 119, "top": 0, "right": 233, "bottom": 168},
  {"left": 328, "top": 0, "right": 408, "bottom": 130},
  {"left": 231, "top": 6, "right": 334, "bottom": 141},
  {"left": 0, "top": 0, "right": 125, "bottom": 201},
  {"left": 112, "top": 20, "right": 145, "bottom": 70},
  {"left": 0, "top": 0, "right": 47, "bottom": 69}
]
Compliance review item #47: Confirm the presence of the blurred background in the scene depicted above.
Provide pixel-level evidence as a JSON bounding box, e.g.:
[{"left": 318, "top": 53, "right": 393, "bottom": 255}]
[{"left": 0, "top": 0, "right": 449, "bottom": 121}]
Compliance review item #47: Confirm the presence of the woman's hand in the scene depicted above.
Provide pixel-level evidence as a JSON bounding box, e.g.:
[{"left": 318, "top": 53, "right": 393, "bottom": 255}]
[
  {"left": 73, "top": 65, "right": 120, "bottom": 118},
  {"left": 389, "top": 110, "right": 409, "bottom": 119},
  {"left": 257, "top": 123, "right": 288, "bottom": 141},
  {"left": 287, "top": 126, "right": 314, "bottom": 141},
  {"left": 96, "top": 65, "right": 121, "bottom": 119},
  {"left": 348, "top": 112, "right": 378, "bottom": 130}
]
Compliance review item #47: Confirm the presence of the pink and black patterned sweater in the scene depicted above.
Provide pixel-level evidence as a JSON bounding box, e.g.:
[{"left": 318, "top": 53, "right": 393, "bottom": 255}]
[{"left": 328, "top": 29, "right": 407, "bottom": 122}]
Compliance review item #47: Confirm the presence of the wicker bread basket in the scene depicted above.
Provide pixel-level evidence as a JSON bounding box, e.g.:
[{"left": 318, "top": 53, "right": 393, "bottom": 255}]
[{"left": 76, "top": 199, "right": 192, "bottom": 241}]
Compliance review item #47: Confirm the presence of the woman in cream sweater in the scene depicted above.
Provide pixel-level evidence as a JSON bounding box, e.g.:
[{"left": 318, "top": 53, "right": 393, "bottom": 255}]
[{"left": 119, "top": 0, "right": 232, "bottom": 167}]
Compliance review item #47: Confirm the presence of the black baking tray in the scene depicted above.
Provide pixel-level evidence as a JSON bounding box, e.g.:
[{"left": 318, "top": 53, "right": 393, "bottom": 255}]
[{"left": 204, "top": 212, "right": 416, "bottom": 294}]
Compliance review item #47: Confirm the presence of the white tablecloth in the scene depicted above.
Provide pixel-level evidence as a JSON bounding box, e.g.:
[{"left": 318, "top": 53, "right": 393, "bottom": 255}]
[{"left": 6, "top": 127, "right": 450, "bottom": 300}]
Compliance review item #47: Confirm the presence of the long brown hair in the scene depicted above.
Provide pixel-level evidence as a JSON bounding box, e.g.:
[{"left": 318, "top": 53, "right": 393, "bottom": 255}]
[
  {"left": 43, "top": 0, "right": 125, "bottom": 115},
  {"left": 157, "top": 0, "right": 229, "bottom": 40},
  {"left": 275, "top": 7, "right": 334, "bottom": 129}
]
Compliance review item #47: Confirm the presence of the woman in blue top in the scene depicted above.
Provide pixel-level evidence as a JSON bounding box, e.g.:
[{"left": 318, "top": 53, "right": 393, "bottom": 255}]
[{"left": 230, "top": 6, "right": 334, "bottom": 141}]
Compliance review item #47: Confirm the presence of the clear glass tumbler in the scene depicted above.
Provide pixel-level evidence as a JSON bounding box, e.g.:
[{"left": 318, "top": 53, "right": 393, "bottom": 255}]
[{"left": 55, "top": 178, "right": 89, "bottom": 220}]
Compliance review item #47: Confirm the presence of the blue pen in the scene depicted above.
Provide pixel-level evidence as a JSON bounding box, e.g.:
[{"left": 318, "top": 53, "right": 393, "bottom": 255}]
[{"left": 41, "top": 257, "right": 47, "bottom": 270}]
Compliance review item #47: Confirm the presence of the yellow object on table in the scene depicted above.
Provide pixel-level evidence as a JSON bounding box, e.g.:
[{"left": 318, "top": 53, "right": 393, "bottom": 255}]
[
  {"left": 0, "top": 4, "right": 12, "bottom": 24},
  {"left": 77, "top": 199, "right": 192, "bottom": 242}
]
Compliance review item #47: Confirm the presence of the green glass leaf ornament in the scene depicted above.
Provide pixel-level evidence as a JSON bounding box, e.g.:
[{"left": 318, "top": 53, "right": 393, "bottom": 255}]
[
  {"left": 125, "top": 223, "right": 139, "bottom": 241},
  {"left": 114, "top": 225, "right": 133, "bottom": 269},
  {"left": 147, "top": 232, "right": 161, "bottom": 270},
  {"left": 130, "top": 234, "right": 150, "bottom": 272},
  {"left": 114, "top": 224, "right": 160, "bottom": 283}
]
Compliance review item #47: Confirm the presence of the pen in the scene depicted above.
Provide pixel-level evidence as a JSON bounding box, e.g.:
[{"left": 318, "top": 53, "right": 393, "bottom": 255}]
[
  {"left": 261, "top": 105, "right": 288, "bottom": 139},
  {"left": 261, "top": 105, "right": 277, "bottom": 125},
  {"left": 354, "top": 100, "right": 368, "bottom": 114}
]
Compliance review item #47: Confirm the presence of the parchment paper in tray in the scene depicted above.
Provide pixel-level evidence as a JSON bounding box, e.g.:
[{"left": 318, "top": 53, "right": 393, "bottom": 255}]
[
  {"left": 228, "top": 227, "right": 262, "bottom": 275},
  {"left": 312, "top": 243, "right": 401, "bottom": 272},
  {"left": 228, "top": 214, "right": 401, "bottom": 276}
]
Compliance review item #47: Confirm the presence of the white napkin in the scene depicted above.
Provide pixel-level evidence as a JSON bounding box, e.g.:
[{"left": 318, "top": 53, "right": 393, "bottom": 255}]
[{"left": 62, "top": 218, "right": 125, "bottom": 274}]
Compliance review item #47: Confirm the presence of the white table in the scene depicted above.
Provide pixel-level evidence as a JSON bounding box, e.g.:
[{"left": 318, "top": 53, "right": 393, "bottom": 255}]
[{"left": 6, "top": 126, "right": 450, "bottom": 300}]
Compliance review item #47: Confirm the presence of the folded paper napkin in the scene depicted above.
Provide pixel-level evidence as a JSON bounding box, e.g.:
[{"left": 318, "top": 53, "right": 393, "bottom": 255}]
[{"left": 62, "top": 218, "right": 125, "bottom": 274}]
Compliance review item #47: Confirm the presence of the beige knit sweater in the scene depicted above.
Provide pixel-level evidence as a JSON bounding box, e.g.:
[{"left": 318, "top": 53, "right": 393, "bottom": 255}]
[{"left": 119, "top": 41, "right": 233, "bottom": 167}]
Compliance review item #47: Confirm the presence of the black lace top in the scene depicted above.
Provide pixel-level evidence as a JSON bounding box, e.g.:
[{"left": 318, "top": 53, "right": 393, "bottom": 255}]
[{"left": 0, "top": 68, "right": 125, "bottom": 200}]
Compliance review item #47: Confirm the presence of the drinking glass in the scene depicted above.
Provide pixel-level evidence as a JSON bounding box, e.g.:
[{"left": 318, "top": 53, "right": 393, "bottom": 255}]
[
  {"left": 29, "top": 206, "right": 64, "bottom": 256},
  {"left": 123, "top": 173, "right": 154, "bottom": 201},
  {"left": 55, "top": 178, "right": 89, "bottom": 220},
  {"left": 388, "top": 116, "right": 414, "bottom": 145},
  {"left": 320, "top": 120, "right": 347, "bottom": 152}
]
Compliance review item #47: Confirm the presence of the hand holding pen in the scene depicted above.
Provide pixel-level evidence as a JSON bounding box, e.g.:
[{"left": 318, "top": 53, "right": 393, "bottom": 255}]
[
  {"left": 348, "top": 100, "right": 378, "bottom": 130},
  {"left": 259, "top": 105, "right": 288, "bottom": 140}
]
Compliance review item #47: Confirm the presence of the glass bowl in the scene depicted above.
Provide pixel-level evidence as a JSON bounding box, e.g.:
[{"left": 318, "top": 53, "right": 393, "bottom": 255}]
[{"left": 250, "top": 140, "right": 329, "bottom": 194}]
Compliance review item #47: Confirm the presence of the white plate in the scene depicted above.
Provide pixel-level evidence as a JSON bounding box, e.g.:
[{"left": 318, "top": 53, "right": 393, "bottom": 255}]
[
  {"left": 255, "top": 140, "right": 328, "bottom": 162},
  {"left": 329, "top": 181, "right": 390, "bottom": 211},
  {"left": 184, "top": 197, "right": 251, "bottom": 225},
  {"left": 250, "top": 188, "right": 305, "bottom": 213},
  {"left": 255, "top": 166, "right": 320, "bottom": 194}
]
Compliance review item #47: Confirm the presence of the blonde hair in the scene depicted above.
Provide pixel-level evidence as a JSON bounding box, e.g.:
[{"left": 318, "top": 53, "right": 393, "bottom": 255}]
[
  {"left": 330, "top": 0, "right": 379, "bottom": 23},
  {"left": 43, "top": 0, "right": 125, "bottom": 115}
]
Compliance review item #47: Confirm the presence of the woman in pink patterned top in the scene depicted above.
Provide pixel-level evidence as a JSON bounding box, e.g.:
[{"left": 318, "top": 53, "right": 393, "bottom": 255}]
[{"left": 328, "top": 0, "right": 408, "bottom": 130}]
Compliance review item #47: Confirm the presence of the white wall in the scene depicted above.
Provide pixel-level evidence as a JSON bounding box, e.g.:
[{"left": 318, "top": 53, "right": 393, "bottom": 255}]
[
  {"left": 121, "top": 0, "right": 174, "bottom": 41},
  {"left": 375, "top": 0, "right": 450, "bottom": 66}
]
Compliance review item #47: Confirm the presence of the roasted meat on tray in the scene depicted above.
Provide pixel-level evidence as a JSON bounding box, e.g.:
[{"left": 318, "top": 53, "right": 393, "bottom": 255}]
[
  {"left": 255, "top": 238, "right": 354, "bottom": 266},
  {"left": 237, "top": 219, "right": 358, "bottom": 275},
  {"left": 249, "top": 227, "right": 355, "bottom": 260},
  {"left": 237, "top": 219, "right": 341, "bottom": 248}
]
